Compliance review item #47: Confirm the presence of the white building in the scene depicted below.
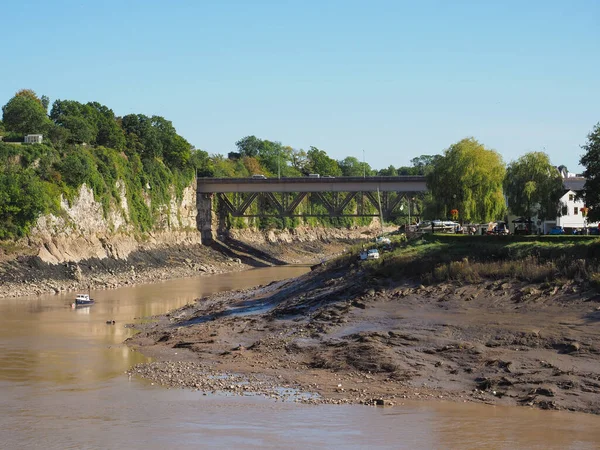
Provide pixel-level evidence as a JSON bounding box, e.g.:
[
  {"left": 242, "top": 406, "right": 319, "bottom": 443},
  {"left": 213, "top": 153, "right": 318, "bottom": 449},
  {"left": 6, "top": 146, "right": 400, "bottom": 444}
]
[
  {"left": 24, "top": 134, "right": 43, "bottom": 144},
  {"left": 544, "top": 175, "right": 598, "bottom": 234},
  {"left": 508, "top": 170, "right": 598, "bottom": 234}
]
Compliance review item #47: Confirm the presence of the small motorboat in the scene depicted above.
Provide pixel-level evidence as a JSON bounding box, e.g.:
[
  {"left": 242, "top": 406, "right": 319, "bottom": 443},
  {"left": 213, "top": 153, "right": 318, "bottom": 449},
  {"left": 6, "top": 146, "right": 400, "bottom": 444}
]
[{"left": 73, "top": 294, "right": 95, "bottom": 307}]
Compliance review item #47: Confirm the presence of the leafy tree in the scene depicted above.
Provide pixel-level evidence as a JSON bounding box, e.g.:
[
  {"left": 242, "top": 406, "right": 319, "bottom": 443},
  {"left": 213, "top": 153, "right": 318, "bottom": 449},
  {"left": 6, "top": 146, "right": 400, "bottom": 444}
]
[
  {"left": 47, "top": 124, "right": 70, "bottom": 148},
  {"left": 306, "top": 146, "right": 342, "bottom": 176},
  {"left": 121, "top": 114, "right": 162, "bottom": 159},
  {"left": 427, "top": 138, "right": 505, "bottom": 223},
  {"left": 290, "top": 148, "right": 309, "bottom": 173},
  {"left": 2, "top": 92, "right": 51, "bottom": 134},
  {"left": 410, "top": 155, "right": 441, "bottom": 174},
  {"left": 151, "top": 115, "right": 191, "bottom": 168},
  {"left": 58, "top": 151, "right": 95, "bottom": 187},
  {"left": 243, "top": 156, "right": 264, "bottom": 176},
  {"left": 0, "top": 167, "right": 52, "bottom": 238},
  {"left": 190, "top": 149, "right": 214, "bottom": 177},
  {"left": 378, "top": 165, "right": 398, "bottom": 176},
  {"left": 50, "top": 100, "right": 99, "bottom": 144},
  {"left": 60, "top": 114, "right": 96, "bottom": 144},
  {"left": 504, "top": 152, "right": 564, "bottom": 222},
  {"left": 235, "top": 135, "right": 262, "bottom": 158},
  {"left": 580, "top": 123, "right": 600, "bottom": 222},
  {"left": 87, "top": 102, "right": 125, "bottom": 150},
  {"left": 41, "top": 95, "right": 50, "bottom": 112},
  {"left": 15, "top": 89, "right": 43, "bottom": 106},
  {"left": 338, "top": 156, "right": 372, "bottom": 177}
]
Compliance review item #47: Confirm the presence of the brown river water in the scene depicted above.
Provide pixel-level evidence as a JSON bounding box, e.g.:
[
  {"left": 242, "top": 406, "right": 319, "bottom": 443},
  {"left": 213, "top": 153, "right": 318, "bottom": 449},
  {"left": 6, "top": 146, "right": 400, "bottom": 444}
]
[{"left": 1, "top": 266, "right": 600, "bottom": 449}]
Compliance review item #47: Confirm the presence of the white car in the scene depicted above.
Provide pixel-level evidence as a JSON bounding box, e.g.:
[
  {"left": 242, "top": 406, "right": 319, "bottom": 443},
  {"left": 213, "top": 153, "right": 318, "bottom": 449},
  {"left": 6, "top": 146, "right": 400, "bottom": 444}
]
[{"left": 367, "top": 249, "right": 380, "bottom": 259}]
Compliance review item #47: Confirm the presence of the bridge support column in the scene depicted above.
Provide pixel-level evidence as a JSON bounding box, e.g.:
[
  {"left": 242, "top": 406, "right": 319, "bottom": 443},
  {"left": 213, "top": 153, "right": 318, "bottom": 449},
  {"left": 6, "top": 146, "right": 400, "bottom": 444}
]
[{"left": 197, "top": 193, "right": 214, "bottom": 244}]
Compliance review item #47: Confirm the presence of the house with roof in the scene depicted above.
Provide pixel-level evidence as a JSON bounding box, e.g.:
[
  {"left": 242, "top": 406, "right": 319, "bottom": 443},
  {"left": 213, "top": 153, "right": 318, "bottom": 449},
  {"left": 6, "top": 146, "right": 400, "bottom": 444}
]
[{"left": 508, "top": 169, "right": 598, "bottom": 235}]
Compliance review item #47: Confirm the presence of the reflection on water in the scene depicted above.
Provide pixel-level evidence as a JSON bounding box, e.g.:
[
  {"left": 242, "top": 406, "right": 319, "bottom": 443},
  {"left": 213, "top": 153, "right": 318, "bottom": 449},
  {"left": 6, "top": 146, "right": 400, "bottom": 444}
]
[
  {"left": 0, "top": 266, "right": 310, "bottom": 387},
  {"left": 2, "top": 265, "right": 600, "bottom": 449}
]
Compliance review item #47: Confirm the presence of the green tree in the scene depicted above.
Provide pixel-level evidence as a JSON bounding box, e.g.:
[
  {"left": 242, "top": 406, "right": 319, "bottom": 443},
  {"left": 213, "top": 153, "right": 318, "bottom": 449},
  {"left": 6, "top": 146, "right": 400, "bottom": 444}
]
[
  {"left": 87, "top": 102, "right": 125, "bottom": 150},
  {"left": 338, "top": 156, "right": 372, "bottom": 176},
  {"left": 2, "top": 92, "right": 51, "bottom": 134},
  {"left": 121, "top": 114, "right": 162, "bottom": 159},
  {"left": 580, "top": 123, "right": 600, "bottom": 222},
  {"left": 307, "top": 146, "right": 342, "bottom": 176},
  {"left": 235, "top": 135, "right": 262, "bottom": 158},
  {"left": 410, "top": 155, "right": 441, "bottom": 174},
  {"left": 41, "top": 95, "right": 50, "bottom": 112},
  {"left": 0, "top": 167, "right": 52, "bottom": 238},
  {"left": 427, "top": 138, "right": 505, "bottom": 223},
  {"left": 504, "top": 152, "right": 564, "bottom": 222},
  {"left": 50, "top": 100, "right": 99, "bottom": 144},
  {"left": 378, "top": 165, "right": 398, "bottom": 176},
  {"left": 290, "top": 148, "right": 309, "bottom": 173}
]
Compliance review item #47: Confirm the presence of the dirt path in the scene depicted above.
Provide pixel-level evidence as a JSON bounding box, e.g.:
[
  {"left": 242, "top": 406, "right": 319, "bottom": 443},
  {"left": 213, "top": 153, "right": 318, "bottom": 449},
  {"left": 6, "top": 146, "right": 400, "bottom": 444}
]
[{"left": 126, "top": 263, "right": 600, "bottom": 413}]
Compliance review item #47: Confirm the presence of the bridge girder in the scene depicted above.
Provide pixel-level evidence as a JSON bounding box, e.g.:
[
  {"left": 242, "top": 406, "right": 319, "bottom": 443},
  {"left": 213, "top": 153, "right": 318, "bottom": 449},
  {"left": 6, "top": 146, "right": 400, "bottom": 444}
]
[{"left": 215, "top": 191, "right": 424, "bottom": 220}]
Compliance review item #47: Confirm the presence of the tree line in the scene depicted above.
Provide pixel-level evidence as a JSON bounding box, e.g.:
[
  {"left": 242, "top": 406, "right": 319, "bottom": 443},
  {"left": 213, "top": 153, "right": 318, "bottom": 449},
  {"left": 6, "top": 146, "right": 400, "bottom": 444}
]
[{"left": 0, "top": 88, "right": 599, "bottom": 237}]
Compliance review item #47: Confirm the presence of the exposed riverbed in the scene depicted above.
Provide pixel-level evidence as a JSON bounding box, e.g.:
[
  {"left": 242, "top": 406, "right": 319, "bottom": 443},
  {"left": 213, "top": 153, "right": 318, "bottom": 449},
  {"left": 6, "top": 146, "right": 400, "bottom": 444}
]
[{"left": 2, "top": 267, "right": 600, "bottom": 449}]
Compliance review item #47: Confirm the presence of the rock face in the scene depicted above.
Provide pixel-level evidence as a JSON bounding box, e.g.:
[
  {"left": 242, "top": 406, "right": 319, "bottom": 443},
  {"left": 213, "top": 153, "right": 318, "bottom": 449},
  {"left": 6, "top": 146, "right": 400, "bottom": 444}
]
[{"left": 28, "top": 181, "right": 199, "bottom": 265}]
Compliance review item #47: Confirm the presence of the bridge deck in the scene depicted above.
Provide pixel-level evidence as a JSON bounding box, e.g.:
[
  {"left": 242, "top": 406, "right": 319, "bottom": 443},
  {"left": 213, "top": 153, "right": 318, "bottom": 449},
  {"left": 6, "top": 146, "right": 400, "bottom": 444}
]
[{"left": 196, "top": 176, "right": 427, "bottom": 193}]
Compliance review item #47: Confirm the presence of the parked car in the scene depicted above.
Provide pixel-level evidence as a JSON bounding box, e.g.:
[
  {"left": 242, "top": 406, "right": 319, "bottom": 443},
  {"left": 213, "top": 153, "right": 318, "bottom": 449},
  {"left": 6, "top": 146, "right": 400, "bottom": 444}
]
[
  {"left": 376, "top": 236, "right": 391, "bottom": 245},
  {"left": 588, "top": 227, "right": 600, "bottom": 235},
  {"left": 252, "top": 174, "right": 267, "bottom": 179},
  {"left": 514, "top": 225, "right": 531, "bottom": 235},
  {"left": 367, "top": 249, "right": 380, "bottom": 259},
  {"left": 492, "top": 223, "right": 510, "bottom": 235},
  {"left": 549, "top": 226, "right": 565, "bottom": 235}
]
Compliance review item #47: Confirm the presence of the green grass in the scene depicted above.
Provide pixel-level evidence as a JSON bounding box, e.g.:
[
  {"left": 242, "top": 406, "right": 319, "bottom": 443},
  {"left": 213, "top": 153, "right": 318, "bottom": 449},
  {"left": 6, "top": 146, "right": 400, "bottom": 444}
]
[{"left": 335, "top": 234, "right": 600, "bottom": 285}]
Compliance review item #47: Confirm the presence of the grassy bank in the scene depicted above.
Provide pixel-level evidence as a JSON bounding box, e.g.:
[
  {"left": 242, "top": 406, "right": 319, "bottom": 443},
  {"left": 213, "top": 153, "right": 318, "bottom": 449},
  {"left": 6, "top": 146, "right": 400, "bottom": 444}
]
[{"left": 334, "top": 234, "right": 600, "bottom": 286}]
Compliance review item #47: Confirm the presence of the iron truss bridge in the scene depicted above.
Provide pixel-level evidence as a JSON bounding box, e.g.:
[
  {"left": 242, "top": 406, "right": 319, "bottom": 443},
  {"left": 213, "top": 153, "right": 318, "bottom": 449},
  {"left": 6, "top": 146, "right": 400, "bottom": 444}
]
[{"left": 197, "top": 176, "right": 427, "bottom": 219}]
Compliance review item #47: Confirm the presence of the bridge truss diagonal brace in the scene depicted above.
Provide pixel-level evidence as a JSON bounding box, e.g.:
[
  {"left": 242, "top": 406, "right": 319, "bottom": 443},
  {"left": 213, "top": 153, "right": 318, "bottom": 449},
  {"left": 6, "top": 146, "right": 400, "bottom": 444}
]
[
  {"left": 236, "top": 192, "right": 258, "bottom": 216},
  {"left": 216, "top": 193, "right": 236, "bottom": 215},
  {"left": 364, "top": 191, "right": 382, "bottom": 213},
  {"left": 285, "top": 192, "right": 308, "bottom": 215},
  {"left": 263, "top": 192, "right": 285, "bottom": 215},
  {"left": 334, "top": 192, "right": 358, "bottom": 215},
  {"left": 312, "top": 192, "right": 335, "bottom": 215}
]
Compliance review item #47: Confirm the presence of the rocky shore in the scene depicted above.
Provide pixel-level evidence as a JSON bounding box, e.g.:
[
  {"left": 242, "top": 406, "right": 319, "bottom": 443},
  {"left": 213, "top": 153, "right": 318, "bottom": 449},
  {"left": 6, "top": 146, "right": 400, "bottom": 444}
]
[
  {"left": 0, "top": 226, "right": 379, "bottom": 298},
  {"left": 126, "top": 260, "right": 600, "bottom": 414}
]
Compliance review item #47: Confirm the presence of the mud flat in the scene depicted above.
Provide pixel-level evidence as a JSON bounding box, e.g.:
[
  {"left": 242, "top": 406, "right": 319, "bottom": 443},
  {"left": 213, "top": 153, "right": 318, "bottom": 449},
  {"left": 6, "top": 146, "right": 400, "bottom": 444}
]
[{"left": 127, "top": 259, "right": 600, "bottom": 414}]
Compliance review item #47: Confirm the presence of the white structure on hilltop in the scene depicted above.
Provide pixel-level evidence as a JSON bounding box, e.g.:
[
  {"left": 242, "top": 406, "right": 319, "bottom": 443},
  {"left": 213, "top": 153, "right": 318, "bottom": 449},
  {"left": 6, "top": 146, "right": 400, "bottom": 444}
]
[{"left": 24, "top": 134, "right": 43, "bottom": 144}]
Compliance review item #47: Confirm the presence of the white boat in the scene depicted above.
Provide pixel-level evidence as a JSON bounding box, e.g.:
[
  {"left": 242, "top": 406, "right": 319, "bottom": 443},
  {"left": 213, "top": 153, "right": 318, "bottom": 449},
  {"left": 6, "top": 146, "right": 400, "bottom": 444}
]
[{"left": 74, "top": 294, "right": 95, "bottom": 306}]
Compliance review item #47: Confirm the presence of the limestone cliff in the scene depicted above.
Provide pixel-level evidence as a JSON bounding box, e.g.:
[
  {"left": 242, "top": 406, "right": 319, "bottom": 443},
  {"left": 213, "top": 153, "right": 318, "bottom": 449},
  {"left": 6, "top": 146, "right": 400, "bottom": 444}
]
[{"left": 27, "top": 180, "right": 200, "bottom": 264}]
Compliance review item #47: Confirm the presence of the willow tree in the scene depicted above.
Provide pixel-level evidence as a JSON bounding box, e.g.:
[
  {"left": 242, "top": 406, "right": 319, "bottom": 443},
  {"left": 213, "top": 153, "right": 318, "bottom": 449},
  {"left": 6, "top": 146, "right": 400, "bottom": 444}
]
[
  {"left": 504, "top": 152, "right": 563, "bottom": 222},
  {"left": 427, "top": 138, "right": 505, "bottom": 223}
]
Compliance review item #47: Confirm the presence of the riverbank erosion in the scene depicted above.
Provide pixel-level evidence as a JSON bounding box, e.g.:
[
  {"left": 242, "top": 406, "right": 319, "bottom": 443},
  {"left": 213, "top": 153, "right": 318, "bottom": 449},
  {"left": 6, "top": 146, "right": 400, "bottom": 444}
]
[
  {"left": 127, "top": 235, "right": 600, "bottom": 414},
  {"left": 0, "top": 224, "right": 382, "bottom": 298}
]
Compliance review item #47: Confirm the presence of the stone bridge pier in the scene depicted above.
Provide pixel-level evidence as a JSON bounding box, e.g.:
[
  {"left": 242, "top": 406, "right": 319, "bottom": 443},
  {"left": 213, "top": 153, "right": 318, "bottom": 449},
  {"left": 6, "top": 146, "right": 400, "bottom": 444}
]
[{"left": 196, "top": 193, "right": 214, "bottom": 244}]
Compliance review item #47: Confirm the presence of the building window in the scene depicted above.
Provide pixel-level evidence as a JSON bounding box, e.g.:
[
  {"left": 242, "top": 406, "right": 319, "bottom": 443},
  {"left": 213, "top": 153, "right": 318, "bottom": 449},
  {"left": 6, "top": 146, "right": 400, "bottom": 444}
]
[
  {"left": 574, "top": 207, "right": 579, "bottom": 215},
  {"left": 569, "top": 194, "right": 575, "bottom": 201}
]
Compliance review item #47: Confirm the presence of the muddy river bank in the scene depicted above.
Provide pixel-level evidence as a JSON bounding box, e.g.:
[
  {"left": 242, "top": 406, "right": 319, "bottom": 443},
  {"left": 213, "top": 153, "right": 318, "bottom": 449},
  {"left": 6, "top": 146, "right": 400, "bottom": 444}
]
[{"left": 128, "top": 262, "right": 600, "bottom": 416}]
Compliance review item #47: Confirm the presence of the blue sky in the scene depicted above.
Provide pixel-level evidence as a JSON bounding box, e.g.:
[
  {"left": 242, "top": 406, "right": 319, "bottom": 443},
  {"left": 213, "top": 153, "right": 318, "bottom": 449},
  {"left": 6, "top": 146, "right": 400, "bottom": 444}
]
[{"left": 2, "top": 0, "right": 598, "bottom": 171}]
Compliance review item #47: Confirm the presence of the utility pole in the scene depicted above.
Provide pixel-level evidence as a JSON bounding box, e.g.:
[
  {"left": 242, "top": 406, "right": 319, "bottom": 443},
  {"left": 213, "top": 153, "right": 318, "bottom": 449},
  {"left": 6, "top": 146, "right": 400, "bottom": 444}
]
[
  {"left": 363, "top": 149, "right": 366, "bottom": 178},
  {"left": 278, "top": 148, "right": 281, "bottom": 179}
]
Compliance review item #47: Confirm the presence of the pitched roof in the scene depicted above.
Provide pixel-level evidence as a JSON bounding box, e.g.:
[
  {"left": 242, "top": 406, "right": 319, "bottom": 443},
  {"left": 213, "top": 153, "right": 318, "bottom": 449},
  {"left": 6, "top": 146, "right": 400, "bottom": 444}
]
[{"left": 563, "top": 177, "right": 586, "bottom": 192}]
